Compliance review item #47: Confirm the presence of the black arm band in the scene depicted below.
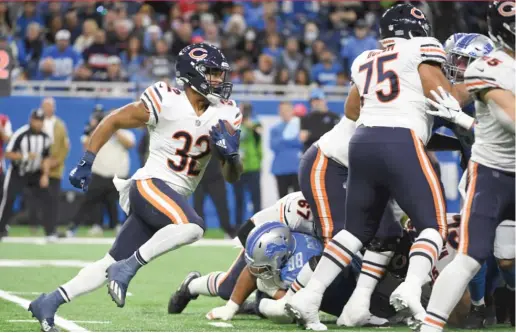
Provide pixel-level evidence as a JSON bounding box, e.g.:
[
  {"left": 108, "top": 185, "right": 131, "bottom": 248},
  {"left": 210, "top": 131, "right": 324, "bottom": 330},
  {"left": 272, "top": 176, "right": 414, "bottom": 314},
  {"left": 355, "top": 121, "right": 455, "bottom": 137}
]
[{"left": 237, "top": 219, "right": 255, "bottom": 247}]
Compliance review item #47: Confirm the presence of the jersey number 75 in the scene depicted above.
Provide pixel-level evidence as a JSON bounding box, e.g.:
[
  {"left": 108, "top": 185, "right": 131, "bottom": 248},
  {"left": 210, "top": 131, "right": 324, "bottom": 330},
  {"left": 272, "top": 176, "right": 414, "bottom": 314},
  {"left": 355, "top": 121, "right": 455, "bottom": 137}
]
[{"left": 358, "top": 53, "right": 400, "bottom": 107}]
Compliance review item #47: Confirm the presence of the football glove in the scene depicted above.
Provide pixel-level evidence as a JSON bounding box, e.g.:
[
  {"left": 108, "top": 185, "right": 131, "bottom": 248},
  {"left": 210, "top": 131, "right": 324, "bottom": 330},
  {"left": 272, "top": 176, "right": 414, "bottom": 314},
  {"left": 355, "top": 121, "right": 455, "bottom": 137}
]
[
  {"left": 426, "top": 86, "right": 475, "bottom": 130},
  {"left": 209, "top": 119, "right": 240, "bottom": 162},
  {"left": 69, "top": 151, "right": 95, "bottom": 192}
]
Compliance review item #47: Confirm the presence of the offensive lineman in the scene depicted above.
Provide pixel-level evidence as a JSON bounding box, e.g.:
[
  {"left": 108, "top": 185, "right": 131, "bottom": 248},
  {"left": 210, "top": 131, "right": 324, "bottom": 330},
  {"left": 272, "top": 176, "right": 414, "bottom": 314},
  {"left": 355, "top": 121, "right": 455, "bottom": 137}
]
[
  {"left": 27, "top": 43, "right": 243, "bottom": 332},
  {"left": 287, "top": 4, "right": 472, "bottom": 330},
  {"left": 421, "top": 1, "right": 515, "bottom": 330}
]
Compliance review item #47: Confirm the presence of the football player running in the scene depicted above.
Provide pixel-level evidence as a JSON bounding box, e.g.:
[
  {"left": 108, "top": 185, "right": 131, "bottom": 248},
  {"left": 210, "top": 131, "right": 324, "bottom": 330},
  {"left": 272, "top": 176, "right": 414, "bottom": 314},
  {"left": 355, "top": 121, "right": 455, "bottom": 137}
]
[
  {"left": 286, "top": 3, "right": 471, "bottom": 330},
  {"left": 421, "top": 2, "right": 515, "bottom": 330},
  {"left": 167, "top": 191, "right": 315, "bottom": 313},
  {"left": 28, "top": 43, "right": 243, "bottom": 332}
]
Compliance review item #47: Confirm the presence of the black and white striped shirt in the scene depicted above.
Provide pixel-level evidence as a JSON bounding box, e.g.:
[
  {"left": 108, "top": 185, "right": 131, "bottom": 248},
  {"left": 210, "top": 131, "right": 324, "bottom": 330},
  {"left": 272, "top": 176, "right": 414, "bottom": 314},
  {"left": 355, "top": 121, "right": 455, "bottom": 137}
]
[{"left": 6, "top": 125, "right": 51, "bottom": 175}]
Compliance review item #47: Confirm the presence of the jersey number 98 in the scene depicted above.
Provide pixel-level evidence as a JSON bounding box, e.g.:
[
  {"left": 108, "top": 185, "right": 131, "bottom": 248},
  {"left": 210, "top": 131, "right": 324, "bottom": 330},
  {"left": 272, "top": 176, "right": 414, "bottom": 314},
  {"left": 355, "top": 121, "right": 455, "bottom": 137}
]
[{"left": 359, "top": 53, "right": 400, "bottom": 106}]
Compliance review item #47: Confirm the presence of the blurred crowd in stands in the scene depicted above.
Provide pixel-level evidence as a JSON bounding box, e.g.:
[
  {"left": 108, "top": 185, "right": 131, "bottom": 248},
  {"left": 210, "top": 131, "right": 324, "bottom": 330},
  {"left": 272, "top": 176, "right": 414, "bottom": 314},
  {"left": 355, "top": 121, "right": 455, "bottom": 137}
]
[{"left": 0, "top": 1, "right": 489, "bottom": 87}]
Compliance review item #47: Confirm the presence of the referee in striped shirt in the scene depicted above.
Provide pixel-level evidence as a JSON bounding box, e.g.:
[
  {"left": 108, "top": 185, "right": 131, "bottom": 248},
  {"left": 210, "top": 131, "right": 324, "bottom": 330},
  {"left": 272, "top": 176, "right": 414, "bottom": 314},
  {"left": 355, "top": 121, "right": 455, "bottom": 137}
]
[{"left": 0, "top": 109, "right": 53, "bottom": 239}]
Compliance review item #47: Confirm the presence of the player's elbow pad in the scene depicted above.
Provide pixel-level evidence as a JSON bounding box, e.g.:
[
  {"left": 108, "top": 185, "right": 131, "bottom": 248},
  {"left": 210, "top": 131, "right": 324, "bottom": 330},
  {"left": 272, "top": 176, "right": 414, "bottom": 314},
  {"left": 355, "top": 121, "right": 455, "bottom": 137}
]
[
  {"left": 237, "top": 219, "right": 255, "bottom": 247},
  {"left": 488, "top": 100, "right": 515, "bottom": 134}
]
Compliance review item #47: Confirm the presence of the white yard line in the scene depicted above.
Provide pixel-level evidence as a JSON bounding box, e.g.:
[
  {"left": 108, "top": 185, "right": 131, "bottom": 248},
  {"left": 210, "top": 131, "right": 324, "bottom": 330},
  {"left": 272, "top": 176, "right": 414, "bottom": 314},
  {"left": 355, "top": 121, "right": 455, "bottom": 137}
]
[
  {"left": 0, "top": 290, "right": 89, "bottom": 332},
  {"left": 5, "top": 290, "right": 133, "bottom": 297},
  {"left": 3, "top": 237, "right": 238, "bottom": 247},
  {"left": 7, "top": 319, "right": 110, "bottom": 324},
  {"left": 0, "top": 259, "right": 92, "bottom": 268},
  {"left": 208, "top": 322, "right": 234, "bottom": 328}
]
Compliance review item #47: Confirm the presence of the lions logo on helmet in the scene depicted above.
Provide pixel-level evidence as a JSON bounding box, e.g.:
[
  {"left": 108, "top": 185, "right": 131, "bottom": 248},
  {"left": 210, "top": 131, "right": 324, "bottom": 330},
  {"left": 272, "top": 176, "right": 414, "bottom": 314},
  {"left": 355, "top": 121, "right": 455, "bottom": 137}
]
[{"left": 244, "top": 222, "right": 294, "bottom": 280}]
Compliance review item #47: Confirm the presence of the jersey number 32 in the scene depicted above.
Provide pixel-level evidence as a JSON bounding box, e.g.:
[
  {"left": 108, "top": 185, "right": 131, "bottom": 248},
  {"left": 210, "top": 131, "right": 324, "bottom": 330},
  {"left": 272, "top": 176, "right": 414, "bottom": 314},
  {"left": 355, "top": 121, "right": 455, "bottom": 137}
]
[{"left": 168, "top": 131, "right": 211, "bottom": 176}]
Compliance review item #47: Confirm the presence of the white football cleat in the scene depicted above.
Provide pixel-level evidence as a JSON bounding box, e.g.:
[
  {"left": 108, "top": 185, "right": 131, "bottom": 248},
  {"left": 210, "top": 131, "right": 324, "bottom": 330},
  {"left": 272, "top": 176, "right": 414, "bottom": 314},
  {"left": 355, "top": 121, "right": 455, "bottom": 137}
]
[
  {"left": 285, "top": 288, "right": 326, "bottom": 331},
  {"left": 389, "top": 281, "right": 426, "bottom": 324}
]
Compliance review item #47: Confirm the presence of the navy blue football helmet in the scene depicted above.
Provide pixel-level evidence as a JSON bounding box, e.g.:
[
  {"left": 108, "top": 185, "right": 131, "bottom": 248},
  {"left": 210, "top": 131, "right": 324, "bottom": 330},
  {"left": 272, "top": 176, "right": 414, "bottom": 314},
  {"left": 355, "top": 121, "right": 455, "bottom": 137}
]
[
  {"left": 487, "top": 1, "right": 515, "bottom": 51},
  {"left": 176, "top": 43, "right": 233, "bottom": 102},
  {"left": 379, "top": 4, "right": 431, "bottom": 41}
]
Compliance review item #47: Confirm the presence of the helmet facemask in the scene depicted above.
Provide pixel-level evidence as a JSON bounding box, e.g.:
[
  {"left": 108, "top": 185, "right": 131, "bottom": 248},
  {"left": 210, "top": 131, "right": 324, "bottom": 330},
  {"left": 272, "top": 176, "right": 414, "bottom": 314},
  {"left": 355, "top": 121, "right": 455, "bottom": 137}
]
[{"left": 445, "top": 51, "right": 474, "bottom": 83}]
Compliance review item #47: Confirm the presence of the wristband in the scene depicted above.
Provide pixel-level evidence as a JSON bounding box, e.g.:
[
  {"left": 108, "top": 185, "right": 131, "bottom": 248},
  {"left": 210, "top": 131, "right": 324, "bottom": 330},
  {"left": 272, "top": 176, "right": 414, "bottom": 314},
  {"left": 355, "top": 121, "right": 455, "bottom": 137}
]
[
  {"left": 455, "top": 112, "right": 476, "bottom": 130},
  {"left": 226, "top": 299, "right": 240, "bottom": 313},
  {"left": 82, "top": 151, "right": 96, "bottom": 165}
]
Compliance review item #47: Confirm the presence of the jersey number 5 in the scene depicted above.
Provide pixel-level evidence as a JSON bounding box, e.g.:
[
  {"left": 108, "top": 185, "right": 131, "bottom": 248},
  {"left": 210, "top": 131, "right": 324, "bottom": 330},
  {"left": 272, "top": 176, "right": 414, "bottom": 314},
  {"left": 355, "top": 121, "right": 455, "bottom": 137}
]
[
  {"left": 168, "top": 131, "right": 211, "bottom": 176},
  {"left": 358, "top": 53, "right": 400, "bottom": 106}
]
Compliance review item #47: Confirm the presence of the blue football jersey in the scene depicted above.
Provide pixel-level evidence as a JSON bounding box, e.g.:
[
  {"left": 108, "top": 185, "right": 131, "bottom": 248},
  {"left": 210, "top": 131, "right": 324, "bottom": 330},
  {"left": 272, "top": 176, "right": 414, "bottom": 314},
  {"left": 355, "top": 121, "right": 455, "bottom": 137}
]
[{"left": 279, "top": 233, "right": 323, "bottom": 287}]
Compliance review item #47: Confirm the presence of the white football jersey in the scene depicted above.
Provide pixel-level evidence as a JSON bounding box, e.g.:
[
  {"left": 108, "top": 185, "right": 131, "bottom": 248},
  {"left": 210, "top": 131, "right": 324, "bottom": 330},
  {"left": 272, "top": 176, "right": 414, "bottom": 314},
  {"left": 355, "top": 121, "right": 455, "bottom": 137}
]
[
  {"left": 251, "top": 191, "right": 315, "bottom": 236},
  {"left": 132, "top": 82, "right": 242, "bottom": 196},
  {"left": 316, "top": 117, "right": 356, "bottom": 167},
  {"left": 351, "top": 37, "right": 447, "bottom": 144},
  {"left": 464, "top": 50, "right": 515, "bottom": 173}
]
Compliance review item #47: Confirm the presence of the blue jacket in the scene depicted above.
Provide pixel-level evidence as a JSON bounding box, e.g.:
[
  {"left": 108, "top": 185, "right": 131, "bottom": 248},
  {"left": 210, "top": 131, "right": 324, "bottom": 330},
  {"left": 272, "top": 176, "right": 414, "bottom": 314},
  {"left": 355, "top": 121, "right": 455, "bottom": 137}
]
[
  {"left": 270, "top": 119, "right": 302, "bottom": 176},
  {"left": 341, "top": 35, "right": 379, "bottom": 72},
  {"left": 37, "top": 45, "right": 82, "bottom": 81}
]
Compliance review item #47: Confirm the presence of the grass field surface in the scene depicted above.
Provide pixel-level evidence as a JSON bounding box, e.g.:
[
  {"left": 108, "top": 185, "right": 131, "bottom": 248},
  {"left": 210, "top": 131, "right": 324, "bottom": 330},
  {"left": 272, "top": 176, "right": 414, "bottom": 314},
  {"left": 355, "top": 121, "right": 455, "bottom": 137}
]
[{"left": 0, "top": 227, "right": 513, "bottom": 332}]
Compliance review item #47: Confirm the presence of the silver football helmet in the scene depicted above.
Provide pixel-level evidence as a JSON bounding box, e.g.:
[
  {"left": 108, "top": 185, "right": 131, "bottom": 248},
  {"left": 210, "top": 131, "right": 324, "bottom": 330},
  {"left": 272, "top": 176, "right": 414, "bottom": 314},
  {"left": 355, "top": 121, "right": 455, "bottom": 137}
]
[
  {"left": 244, "top": 221, "right": 294, "bottom": 280},
  {"left": 444, "top": 33, "right": 494, "bottom": 82}
]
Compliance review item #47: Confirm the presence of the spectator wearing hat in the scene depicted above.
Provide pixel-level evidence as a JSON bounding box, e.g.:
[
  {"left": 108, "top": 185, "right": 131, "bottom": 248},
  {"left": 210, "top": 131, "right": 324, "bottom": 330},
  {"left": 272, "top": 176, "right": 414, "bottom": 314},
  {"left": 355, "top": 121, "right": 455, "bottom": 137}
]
[
  {"left": 234, "top": 102, "right": 262, "bottom": 228},
  {"left": 0, "top": 109, "right": 53, "bottom": 240},
  {"left": 310, "top": 48, "right": 343, "bottom": 86},
  {"left": 300, "top": 88, "right": 340, "bottom": 152},
  {"left": 340, "top": 19, "right": 378, "bottom": 73},
  {"left": 270, "top": 101, "right": 302, "bottom": 198},
  {"left": 36, "top": 29, "right": 83, "bottom": 81},
  {"left": 41, "top": 97, "right": 70, "bottom": 234}
]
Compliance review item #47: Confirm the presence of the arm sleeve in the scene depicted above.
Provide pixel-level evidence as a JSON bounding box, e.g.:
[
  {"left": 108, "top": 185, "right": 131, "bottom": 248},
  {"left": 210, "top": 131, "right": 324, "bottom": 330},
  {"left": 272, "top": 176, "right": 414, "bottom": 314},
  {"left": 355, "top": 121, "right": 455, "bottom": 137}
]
[
  {"left": 414, "top": 37, "right": 447, "bottom": 66},
  {"left": 6, "top": 129, "right": 24, "bottom": 152},
  {"left": 464, "top": 57, "right": 507, "bottom": 94}
]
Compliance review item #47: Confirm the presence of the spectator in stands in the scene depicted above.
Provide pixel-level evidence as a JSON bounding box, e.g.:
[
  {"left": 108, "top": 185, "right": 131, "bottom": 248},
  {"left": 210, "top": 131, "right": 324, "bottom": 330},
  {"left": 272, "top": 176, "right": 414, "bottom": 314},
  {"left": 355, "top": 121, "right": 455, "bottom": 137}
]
[
  {"left": 16, "top": 22, "right": 43, "bottom": 79},
  {"left": 278, "top": 37, "right": 307, "bottom": 78},
  {"left": 253, "top": 54, "right": 275, "bottom": 84},
  {"left": 303, "top": 22, "right": 320, "bottom": 51},
  {"left": 311, "top": 49, "right": 343, "bottom": 86},
  {"left": 146, "top": 39, "right": 173, "bottom": 81},
  {"left": 336, "top": 72, "right": 350, "bottom": 86},
  {"left": 170, "top": 22, "right": 192, "bottom": 56},
  {"left": 0, "top": 3, "right": 13, "bottom": 36},
  {"left": 36, "top": 30, "right": 83, "bottom": 81},
  {"left": 45, "top": 15, "right": 63, "bottom": 45},
  {"left": 234, "top": 102, "right": 262, "bottom": 227},
  {"left": 300, "top": 88, "right": 340, "bottom": 151},
  {"left": 223, "top": 12, "right": 246, "bottom": 51},
  {"left": 41, "top": 97, "right": 69, "bottom": 239},
  {"left": 80, "top": 2, "right": 103, "bottom": 28},
  {"left": 341, "top": 19, "right": 378, "bottom": 73},
  {"left": 203, "top": 23, "right": 221, "bottom": 48},
  {"left": 274, "top": 68, "right": 291, "bottom": 86},
  {"left": 243, "top": 1, "right": 265, "bottom": 30},
  {"left": 306, "top": 39, "right": 326, "bottom": 67},
  {"left": 120, "top": 36, "right": 145, "bottom": 82},
  {"left": 73, "top": 64, "right": 92, "bottom": 82},
  {"left": 110, "top": 19, "right": 132, "bottom": 54},
  {"left": 64, "top": 9, "right": 81, "bottom": 43},
  {"left": 74, "top": 19, "right": 98, "bottom": 53},
  {"left": 143, "top": 25, "right": 162, "bottom": 55},
  {"left": 43, "top": 1, "right": 64, "bottom": 27},
  {"left": 103, "top": 56, "right": 127, "bottom": 82},
  {"left": 270, "top": 101, "right": 302, "bottom": 198},
  {"left": 241, "top": 67, "right": 255, "bottom": 84},
  {"left": 16, "top": 2, "right": 43, "bottom": 38},
  {"left": 82, "top": 29, "right": 117, "bottom": 81},
  {"left": 262, "top": 33, "right": 283, "bottom": 61},
  {"left": 294, "top": 68, "right": 311, "bottom": 85},
  {"left": 237, "top": 29, "right": 260, "bottom": 63}
]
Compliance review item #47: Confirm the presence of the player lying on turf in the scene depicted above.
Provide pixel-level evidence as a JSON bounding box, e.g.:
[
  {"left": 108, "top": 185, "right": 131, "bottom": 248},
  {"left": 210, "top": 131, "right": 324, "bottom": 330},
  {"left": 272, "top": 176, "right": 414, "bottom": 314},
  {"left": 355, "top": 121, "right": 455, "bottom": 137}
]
[
  {"left": 28, "top": 43, "right": 243, "bottom": 332},
  {"left": 167, "top": 191, "right": 315, "bottom": 313}
]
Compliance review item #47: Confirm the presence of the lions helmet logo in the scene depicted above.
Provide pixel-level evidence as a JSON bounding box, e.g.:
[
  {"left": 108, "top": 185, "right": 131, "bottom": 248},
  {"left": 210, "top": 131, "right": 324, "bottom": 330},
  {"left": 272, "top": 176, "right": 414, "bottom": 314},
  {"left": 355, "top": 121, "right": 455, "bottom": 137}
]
[{"left": 265, "top": 242, "right": 288, "bottom": 258}]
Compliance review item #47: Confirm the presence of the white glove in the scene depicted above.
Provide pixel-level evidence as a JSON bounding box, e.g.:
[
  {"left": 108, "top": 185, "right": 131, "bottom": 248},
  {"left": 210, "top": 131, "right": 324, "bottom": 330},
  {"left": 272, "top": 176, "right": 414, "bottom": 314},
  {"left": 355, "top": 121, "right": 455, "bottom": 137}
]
[
  {"left": 426, "top": 86, "right": 475, "bottom": 130},
  {"left": 206, "top": 300, "right": 239, "bottom": 321}
]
